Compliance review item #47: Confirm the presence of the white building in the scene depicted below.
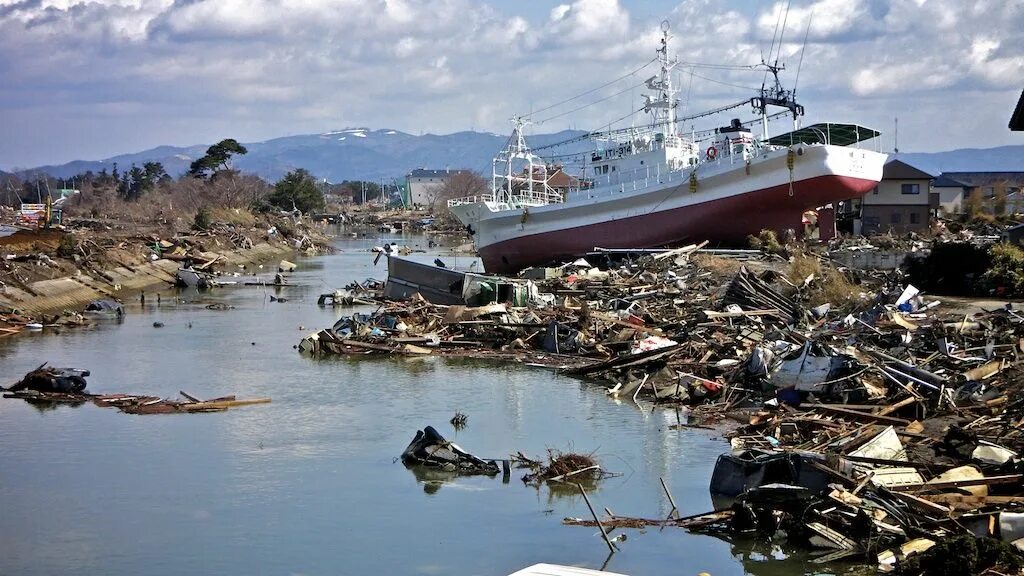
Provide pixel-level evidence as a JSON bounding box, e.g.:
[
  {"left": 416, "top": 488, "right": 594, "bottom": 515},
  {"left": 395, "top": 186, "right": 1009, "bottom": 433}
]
[{"left": 405, "top": 168, "right": 470, "bottom": 208}]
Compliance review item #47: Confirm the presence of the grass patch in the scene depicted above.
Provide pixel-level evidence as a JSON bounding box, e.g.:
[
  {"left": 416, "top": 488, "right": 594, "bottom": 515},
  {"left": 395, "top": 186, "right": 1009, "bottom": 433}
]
[
  {"left": 786, "top": 253, "right": 860, "bottom": 308},
  {"left": 748, "top": 229, "right": 788, "bottom": 256},
  {"left": 692, "top": 253, "right": 743, "bottom": 278},
  {"left": 210, "top": 207, "right": 258, "bottom": 228}
]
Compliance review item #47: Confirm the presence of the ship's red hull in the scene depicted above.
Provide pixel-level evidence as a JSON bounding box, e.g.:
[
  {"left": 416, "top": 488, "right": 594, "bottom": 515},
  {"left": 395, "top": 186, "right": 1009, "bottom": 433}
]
[{"left": 479, "top": 174, "right": 875, "bottom": 273}]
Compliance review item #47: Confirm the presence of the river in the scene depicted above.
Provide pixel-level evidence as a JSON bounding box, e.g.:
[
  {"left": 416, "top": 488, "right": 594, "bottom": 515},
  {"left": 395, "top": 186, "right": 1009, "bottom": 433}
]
[{"left": 0, "top": 232, "right": 822, "bottom": 576}]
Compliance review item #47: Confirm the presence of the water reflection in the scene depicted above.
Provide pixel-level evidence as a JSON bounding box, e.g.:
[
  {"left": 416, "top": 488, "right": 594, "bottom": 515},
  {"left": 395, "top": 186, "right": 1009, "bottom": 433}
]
[{"left": 404, "top": 464, "right": 505, "bottom": 495}]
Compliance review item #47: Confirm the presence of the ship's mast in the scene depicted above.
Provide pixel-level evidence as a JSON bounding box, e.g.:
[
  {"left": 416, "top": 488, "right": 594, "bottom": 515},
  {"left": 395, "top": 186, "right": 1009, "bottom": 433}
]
[
  {"left": 751, "top": 62, "right": 804, "bottom": 140},
  {"left": 643, "top": 20, "right": 678, "bottom": 138},
  {"left": 493, "top": 116, "right": 541, "bottom": 202}
]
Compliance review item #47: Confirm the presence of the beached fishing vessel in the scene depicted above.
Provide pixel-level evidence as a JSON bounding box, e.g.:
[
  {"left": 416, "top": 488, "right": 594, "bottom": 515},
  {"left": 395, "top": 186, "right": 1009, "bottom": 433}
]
[{"left": 449, "top": 22, "right": 887, "bottom": 274}]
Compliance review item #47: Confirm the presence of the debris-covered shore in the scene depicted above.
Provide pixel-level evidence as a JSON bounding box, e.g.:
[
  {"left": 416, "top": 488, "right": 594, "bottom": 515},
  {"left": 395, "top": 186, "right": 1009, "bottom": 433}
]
[
  {"left": 303, "top": 238, "right": 1024, "bottom": 575},
  {"left": 0, "top": 208, "right": 335, "bottom": 330}
]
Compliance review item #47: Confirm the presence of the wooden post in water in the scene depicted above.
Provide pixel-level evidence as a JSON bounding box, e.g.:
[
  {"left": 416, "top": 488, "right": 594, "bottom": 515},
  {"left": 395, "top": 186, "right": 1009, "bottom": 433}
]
[
  {"left": 660, "top": 477, "right": 679, "bottom": 519},
  {"left": 577, "top": 483, "right": 616, "bottom": 554}
]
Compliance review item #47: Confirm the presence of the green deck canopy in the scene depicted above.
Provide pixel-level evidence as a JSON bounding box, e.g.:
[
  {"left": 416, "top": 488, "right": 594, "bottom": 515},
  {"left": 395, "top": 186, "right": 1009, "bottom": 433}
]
[{"left": 766, "top": 123, "right": 881, "bottom": 147}]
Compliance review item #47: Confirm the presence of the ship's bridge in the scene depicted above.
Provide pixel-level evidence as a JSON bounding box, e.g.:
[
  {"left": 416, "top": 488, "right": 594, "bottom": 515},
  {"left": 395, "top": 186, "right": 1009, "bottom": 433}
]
[{"left": 712, "top": 118, "right": 757, "bottom": 162}]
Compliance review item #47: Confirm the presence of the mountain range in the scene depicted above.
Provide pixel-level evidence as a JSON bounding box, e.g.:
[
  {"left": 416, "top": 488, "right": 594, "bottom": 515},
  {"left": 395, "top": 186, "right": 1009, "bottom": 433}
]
[{"left": 15, "top": 128, "right": 1024, "bottom": 183}]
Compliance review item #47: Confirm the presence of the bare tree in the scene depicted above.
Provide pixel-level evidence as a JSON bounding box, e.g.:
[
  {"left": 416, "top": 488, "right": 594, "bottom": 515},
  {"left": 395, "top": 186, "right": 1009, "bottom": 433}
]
[{"left": 430, "top": 171, "right": 488, "bottom": 229}]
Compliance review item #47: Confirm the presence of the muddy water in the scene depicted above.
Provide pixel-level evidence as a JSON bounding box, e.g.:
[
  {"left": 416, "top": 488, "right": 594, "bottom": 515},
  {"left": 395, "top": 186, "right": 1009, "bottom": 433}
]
[{"left": 0, "top": 232, "right": 820, "bottom": 576}]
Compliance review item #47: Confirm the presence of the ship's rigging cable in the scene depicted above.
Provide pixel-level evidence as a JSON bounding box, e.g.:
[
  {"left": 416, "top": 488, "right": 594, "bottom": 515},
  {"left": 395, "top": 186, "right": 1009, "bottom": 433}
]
[
  {"left": 792, "top": 8, "right": 814, "bottom": 97},
  {"left": 535, "top": 110, "right": 792, "bottom": 164},
  {"left": 533, "top": 80, "right": 650, "bottom": 125},
  {"left": 530, "top": 98, "right": 750, "bottom": 154},
  {"left": 525, "top": 57, "right": 658, "bottom": 121},
  {"left": 683, "top": 69, "right": 760, "bottom": 92},
  {"left": 762, "top": 0, "right": 792, "bottom": 88},
  {"left": 679, "top": 61, "right": 761, "bottom": 71},
  {"left": 775, "top": 0, "right": 793, "bottom": 65}
]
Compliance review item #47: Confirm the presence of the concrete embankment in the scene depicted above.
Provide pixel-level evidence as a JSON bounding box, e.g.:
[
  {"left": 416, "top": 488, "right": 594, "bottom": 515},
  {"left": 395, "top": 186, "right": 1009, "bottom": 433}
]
[{"left": 0, "top": 242, "right": 296, "bottom": 316}]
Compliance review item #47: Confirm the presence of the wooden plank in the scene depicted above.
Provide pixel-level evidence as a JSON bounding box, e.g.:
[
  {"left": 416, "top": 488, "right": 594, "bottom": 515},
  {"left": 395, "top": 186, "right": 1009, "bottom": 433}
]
[
  {"left": 806, "top": 521, "right": 858, "bottom": 549},
  {"left": 702, "top": 309, "right": 784, "bottom": 319},
  {"left": 804, "top": 404, "right": 910, "bottom": 426},
  {"left": 179, "top": 391, "right": 202, "bottom": 403},
  {"left": 920, "top": 495, "right": 1024, "bottom": 506},
  {"left": 889, "top": 474, "right": 1021, "bottom": 491},
  {"left": 875, "top": 396, "right": 919, "bottom": 417},
  {"left": 841, "top": 455, "right": 953, "bottom": 470},
  {"left": 888, "top": 490, "right": 950, "bottom": 517}
]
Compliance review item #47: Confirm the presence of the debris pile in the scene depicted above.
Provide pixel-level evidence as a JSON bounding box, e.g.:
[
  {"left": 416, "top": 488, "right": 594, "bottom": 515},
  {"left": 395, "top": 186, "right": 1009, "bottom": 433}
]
[
  {"left": 300, "top": 239, "right": 1024, "bottom": 573},
  {"left": 514, "top": 450, "right": 610, "bottom": 486}
]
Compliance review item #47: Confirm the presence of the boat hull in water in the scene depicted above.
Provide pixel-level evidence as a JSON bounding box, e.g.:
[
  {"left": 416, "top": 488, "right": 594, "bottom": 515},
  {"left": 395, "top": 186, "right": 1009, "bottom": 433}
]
[{"left": 452, "top": 144, "right": 885, "bottom": 274}]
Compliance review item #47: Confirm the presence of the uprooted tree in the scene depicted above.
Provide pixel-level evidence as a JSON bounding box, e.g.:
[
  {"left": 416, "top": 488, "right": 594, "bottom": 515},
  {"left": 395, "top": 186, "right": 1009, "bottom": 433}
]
[{"left": 188, "top": 138, "right": 249, "bottom": 179}]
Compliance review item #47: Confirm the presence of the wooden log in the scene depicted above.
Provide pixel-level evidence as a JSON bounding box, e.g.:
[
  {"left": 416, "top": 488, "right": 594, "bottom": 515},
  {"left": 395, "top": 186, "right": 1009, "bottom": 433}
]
[{"left": 341, "top": 339, "right": 397, "bottom": 353}]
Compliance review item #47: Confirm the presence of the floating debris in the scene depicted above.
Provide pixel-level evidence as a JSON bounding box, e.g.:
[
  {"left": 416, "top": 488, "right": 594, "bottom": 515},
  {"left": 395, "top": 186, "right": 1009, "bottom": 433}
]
[
  {"left": 2, "top": 366, "right": 269, "bottom": 416},
  {"left": 450, "top": 410, "right": 468, "bottom": 430},
  {"left": 400, "top": 425, "right": 499, "bottom": 476}
]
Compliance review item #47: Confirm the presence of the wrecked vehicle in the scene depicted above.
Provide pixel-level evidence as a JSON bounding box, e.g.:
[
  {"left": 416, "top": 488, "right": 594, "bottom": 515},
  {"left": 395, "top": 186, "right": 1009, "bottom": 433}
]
[
  {"left": 7, "top": 364, "right": 90, "bottom": 393},
  {"left": 709, "top": 449, "right": 830, "bottom": 509},
  {"left": 400, "top": 426, "right": 499, "bottom": 476}
]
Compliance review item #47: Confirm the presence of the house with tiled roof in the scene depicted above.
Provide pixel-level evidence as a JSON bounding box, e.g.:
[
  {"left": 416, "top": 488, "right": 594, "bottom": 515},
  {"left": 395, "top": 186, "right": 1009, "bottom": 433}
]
[{"left": 856, "top": 159, "right": 936, "bottom": 235}]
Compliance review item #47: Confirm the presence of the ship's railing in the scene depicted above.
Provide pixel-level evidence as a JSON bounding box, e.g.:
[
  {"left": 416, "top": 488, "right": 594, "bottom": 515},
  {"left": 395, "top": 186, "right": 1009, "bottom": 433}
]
[
  {"left": 447, "top": 189, "right": 565, "bottom": 210},
  {"left": 449, "top": 146, "right": 788, "bottom": 209},
  {"left": 508, "top": 189, "right": 564, "bottom": 207},
  {"left": 447, "top": 194, "right": 495, "bottom": 207}
]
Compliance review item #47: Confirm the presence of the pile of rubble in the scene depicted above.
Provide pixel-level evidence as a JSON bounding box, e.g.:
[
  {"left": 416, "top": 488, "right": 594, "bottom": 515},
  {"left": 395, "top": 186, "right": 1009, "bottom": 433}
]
[{"left": 304, "top": 242, "right": 1024, "bottom": 574}]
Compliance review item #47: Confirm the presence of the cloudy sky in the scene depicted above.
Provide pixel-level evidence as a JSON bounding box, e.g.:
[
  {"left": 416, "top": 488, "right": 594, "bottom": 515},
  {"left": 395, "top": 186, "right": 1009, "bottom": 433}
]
[{"left": 1, "top": 0, "right": 1022, "bottom": 169}]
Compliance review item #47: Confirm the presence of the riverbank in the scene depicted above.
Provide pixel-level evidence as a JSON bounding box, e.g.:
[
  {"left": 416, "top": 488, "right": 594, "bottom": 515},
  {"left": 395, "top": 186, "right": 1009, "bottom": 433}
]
[{"left": 0, "top": 212, "right": 334, "bottom": 319}]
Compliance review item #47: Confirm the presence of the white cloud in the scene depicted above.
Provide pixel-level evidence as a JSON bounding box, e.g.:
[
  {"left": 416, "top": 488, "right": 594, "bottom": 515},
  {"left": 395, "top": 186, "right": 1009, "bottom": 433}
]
[{"left": 0, "top": 0, "right": 1021, "bottom": 168}]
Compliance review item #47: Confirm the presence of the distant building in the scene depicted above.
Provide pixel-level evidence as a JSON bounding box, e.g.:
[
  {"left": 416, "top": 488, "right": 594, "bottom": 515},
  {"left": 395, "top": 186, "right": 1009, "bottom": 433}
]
[
  {"left": 933, "top": 174, "right": 970, "bottom": 215},
  {"left": 934, "top": 172, "right": 1024, "bottom": 216},
  {"left": 517, "top": 165, "right": 584, "bottom": 197},
  {"left": 405, "top": 168, "right": 471, "bottom": 208},
  {"left": 857, "top": 159, "right": 936, "bottom": 235}
]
